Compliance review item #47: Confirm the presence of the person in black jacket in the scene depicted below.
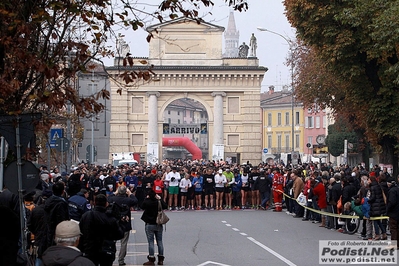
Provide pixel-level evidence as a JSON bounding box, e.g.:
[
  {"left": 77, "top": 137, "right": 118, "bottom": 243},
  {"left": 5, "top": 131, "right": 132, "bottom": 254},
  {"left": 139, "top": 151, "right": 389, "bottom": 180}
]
[
  {"left": 28, "top": 189, "right": 52, "bottom": 264},
  {"left": 68, "top": 170, "right": 84, "bottom": 197},
  {"left": 107, "top": 186, "right": 138, "bottom": 266},
  {"left": 339, "top": 176, "right": 357, "bottom": 233},
  {"left": 386, "top": 181, "right": 399, "bottom": 249},
  {"left": 255, "top": 170, "right": 271, "bottom": 210},
  {"left": 80, "top": 194, "right": 124, "bottom": 266},
  {"left": 249, "top": 167, "right": 260, "bottom": 209},
  {"left": 368, "top": 175, "right": 387, "bottom": 240},
  {"left": 328, "top": 174, "right": 342, "bottom": 230},
  {"left": 0, "top": 187, "right": 20, "bottom": 266},
  {"left": 44, "top": 182, "right": 70, "bottom": 250},
  {"left": 142, "top": 170, "right": 156, "bottom": 196},
  {"left": 141, "top": 189, "right": 167, "bottom": 265},
  {"left": 202, "top": 168, "right": 215, "bottom": 210},
  {"left": 341, "top": 176, "right": 357, "bottom": 205}
]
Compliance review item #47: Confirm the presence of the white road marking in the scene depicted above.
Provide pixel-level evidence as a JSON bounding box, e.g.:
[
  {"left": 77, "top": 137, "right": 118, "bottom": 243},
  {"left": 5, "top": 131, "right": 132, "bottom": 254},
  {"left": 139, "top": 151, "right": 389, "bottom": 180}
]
[
  {"left": 247, "top": 237, "right": 297, "bottom": 266},
  {"left": 197, "top": 261, "right": 231, "bottom": 266},
  {"left": 222, "top": 221, "right": 297, "bottom": 266}
]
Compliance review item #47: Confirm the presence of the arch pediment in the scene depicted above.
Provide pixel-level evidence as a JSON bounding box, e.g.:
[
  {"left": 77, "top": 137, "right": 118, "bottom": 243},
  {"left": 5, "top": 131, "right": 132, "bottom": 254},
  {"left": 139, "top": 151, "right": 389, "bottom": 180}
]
[
  {"left": 147, "top": 17, "right": 225, "bottom": 32},
  {"left": 147, "top": 18, "right": 225, "bottom": 65}
]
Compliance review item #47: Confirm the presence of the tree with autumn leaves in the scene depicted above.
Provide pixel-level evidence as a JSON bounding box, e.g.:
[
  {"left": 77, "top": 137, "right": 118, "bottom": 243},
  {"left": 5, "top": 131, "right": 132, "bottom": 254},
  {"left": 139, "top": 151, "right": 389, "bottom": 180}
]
[
  {"left": 285, "top": 0, "right": 399, "bottom": 175},
  {"left": 0, "top": 0, "right": 247, "bottom": 116},
  {"left": 0, "top": 0, "right": 247, "bottom": 161}
]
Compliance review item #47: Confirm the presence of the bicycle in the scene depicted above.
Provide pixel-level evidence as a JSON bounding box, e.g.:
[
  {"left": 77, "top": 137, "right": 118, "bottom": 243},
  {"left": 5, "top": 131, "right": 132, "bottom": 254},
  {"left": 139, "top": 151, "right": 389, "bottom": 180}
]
[{"left": 345, "top": 210, "right": 360, "bottom": 235}]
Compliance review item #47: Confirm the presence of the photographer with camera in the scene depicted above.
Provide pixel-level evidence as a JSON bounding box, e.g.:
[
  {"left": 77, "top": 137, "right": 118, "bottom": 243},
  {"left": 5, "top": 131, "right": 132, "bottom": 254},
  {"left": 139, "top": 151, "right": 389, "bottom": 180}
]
[
  {"left": 107, "top": 186, "right": 138, "bottom": 266},
  {"left": 80, "top": 194, "right": 124, "bottom": 266},
  {"left": 141, "top": 190, "right": 167, "bottom": 265}
]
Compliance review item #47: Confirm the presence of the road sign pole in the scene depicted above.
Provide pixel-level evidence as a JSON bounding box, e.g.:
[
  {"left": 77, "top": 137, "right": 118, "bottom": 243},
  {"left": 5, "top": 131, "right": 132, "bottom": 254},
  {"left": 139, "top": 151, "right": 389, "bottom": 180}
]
[
  {"left": 15, "top": 117, "right": 27, "bottom": 258},
  {"left": 0, "top": 136, "right": 5, "bottom": 191},
  {"left": 66, "top": 102, "right": 72, "bottom": 173},
  {"left": 47, "top": 131, "right": 51, "bottom": 168},
  {"left": 91, "top": 115, "right": 94, "bottom": 164},
  {"left": 61, "top": 138, "right": 64, "bottom": 173}
]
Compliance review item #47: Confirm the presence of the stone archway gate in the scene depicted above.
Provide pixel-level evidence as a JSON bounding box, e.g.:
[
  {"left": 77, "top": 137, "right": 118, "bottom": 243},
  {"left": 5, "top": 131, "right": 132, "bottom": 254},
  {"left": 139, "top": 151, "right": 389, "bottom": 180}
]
[{"left": 107, "top": 18, "right": 266, "bottom": 164}]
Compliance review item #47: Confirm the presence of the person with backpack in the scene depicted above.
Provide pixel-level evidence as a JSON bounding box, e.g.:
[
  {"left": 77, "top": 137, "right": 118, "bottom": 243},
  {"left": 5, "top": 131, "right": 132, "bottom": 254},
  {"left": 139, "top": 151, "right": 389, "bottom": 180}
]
[
  {"left": 44, "top": 182, "right": 70, "bottom": 250},
  {"left": 79, "top": 194, "right": 124, "bottom": 266},
  {"left": 28, "top": 189, "right": 52, "bottom": 266}
]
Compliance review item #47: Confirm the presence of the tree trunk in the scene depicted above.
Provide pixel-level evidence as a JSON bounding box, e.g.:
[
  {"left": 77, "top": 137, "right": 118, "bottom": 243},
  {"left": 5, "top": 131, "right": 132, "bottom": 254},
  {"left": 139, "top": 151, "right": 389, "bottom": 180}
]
[
  {"left": 378, "top": 136, "right": 398, "bottom": 178},
  {"left": 361, "top": 144, "right": 370, "bottom": 171}
]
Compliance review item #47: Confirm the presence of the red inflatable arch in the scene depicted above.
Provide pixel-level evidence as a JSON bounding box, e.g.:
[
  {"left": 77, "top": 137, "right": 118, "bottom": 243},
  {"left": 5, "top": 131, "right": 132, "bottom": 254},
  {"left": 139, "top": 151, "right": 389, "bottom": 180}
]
[{"left": 162, "top": 137, "right": 202, "bottom": 159}]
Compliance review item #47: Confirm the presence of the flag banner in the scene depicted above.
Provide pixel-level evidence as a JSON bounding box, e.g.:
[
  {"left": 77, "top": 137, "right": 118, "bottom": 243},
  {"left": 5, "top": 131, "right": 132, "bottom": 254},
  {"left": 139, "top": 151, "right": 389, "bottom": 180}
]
[
  {"left": 163, "top": 123, "right": 170, "bottom": 134},
  {"left": 200, "top": 123, "right": 208, "bottom": 134}
]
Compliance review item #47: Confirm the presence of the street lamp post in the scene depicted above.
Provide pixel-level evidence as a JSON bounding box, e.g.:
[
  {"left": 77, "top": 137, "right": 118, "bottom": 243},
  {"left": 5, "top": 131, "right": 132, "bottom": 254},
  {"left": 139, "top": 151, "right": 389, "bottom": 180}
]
[{"left": 257, "top": 27, "right": 295, "bottom": 157}]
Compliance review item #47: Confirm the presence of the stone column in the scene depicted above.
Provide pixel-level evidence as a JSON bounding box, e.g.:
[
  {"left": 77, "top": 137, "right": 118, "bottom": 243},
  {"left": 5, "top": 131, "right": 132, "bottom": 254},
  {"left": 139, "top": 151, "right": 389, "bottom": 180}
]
[
  {"left": 212, "top": 92, "right": 226, "bottom": 145},
  {"left": 146, "top": 92, "right": 160, "bottom": 143}
]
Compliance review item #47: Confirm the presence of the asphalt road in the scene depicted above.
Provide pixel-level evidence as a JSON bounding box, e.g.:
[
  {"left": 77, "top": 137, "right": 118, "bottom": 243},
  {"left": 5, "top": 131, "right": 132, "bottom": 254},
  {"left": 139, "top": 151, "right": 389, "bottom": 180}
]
[{"left": 115, "top": 209, "right": 398, "bottom": 266}]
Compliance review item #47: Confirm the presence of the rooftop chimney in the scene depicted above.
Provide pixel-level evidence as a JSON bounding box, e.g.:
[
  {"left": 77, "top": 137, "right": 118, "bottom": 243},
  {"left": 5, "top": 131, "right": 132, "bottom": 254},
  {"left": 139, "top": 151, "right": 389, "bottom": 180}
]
[{"left": 268, "top": 85, "right": 275, "bottom": 95}]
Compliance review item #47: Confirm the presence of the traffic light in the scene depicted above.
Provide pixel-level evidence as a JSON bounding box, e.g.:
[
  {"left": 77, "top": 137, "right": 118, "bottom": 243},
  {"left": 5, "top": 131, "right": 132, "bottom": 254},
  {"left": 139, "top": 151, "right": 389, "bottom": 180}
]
[
  {"left": 86, "top": 152, "right": 91, "bottom": 164},
  {"left": 86, "top": 145, "right": 97, "bottom": 163}
]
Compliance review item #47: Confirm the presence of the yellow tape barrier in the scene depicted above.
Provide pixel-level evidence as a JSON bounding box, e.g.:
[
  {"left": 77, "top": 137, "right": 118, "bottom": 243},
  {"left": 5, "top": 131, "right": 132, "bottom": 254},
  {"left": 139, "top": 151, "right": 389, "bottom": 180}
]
[{"left": 274, "top": 189, "right": 389, "bottom": 221}]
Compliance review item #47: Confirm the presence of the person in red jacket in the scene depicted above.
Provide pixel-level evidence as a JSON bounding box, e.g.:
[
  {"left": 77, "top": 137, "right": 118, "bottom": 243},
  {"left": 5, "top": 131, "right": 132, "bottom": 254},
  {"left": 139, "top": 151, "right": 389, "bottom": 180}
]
[
  {"left": 272, "top": 168, "right": 284, "bottom": 212},
  {"left": 152, "top": 173, "right": 164, "bottom": 197},
  {"left": 312, "top": 177, "right": 327, "bottom": 227}
]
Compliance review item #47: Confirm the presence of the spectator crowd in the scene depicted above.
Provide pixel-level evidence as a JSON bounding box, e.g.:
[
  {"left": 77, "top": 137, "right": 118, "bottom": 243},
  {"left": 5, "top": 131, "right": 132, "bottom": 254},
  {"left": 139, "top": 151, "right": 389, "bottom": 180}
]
[{"left": 1, "top": 158, "right": 399, "bottom": 266}]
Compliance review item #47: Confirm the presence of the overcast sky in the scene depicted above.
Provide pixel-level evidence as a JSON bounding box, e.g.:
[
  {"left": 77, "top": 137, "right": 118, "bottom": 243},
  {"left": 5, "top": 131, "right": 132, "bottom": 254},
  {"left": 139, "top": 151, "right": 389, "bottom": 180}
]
[{"left": 103, "top": 0, "right": 295, "bottom": 92}]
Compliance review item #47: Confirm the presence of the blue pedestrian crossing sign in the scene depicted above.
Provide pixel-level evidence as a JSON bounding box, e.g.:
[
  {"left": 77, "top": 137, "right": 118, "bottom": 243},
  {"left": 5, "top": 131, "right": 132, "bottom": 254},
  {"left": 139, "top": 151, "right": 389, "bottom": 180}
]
[
  {"left": 50, "top": 128, "right": 63, "bottom": 148},
  {"left": 263, "top": 148, "right": 268, "bottom": 153}
]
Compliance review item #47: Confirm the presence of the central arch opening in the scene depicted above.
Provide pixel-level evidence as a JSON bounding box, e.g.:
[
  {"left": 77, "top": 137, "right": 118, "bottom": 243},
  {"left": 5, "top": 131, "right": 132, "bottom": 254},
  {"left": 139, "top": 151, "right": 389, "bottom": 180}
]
[{"left": 162, "top": 98, "right": 209, "bottom": 160}]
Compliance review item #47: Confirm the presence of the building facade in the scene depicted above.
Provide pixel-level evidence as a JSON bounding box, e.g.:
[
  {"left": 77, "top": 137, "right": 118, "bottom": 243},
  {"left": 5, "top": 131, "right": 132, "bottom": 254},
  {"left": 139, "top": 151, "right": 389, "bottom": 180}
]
[
  {"left": 76, "top": 64, "right": 111, "bottom": 165},
  {"left": 260, "top": 86, "right": 304, "bottom": 164},
  {"left": 302, "top": 103, "right": 329, "bottom": 163},
  {"left": 106, "top": 18, "right": 266, "bottom": 164}
]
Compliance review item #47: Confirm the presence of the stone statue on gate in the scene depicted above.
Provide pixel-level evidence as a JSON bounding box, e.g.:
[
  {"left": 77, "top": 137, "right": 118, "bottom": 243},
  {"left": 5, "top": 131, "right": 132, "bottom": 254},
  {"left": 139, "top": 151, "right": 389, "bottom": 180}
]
[
  {"left": 238, "top": 42, "right": 249, "bottom": 58},
  {"left": 116, "top": 33, "right": 130, "bottom": 57},
  {"left": 249, "top": 33, "right": 257, "bottom": 57}
]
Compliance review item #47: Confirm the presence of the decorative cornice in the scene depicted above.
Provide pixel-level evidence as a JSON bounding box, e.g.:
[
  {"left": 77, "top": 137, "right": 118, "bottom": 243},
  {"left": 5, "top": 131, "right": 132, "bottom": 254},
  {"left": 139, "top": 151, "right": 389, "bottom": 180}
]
[{"left": 106, "top": 65, "right": 267, "bottom": 71}]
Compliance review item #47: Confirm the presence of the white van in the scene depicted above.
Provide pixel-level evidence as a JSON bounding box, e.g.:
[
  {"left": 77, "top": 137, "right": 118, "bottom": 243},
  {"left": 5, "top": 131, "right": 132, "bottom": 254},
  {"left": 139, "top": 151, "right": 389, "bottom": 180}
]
[{"left": 115, "top": 159, "right": 138, "bottom": 166}]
